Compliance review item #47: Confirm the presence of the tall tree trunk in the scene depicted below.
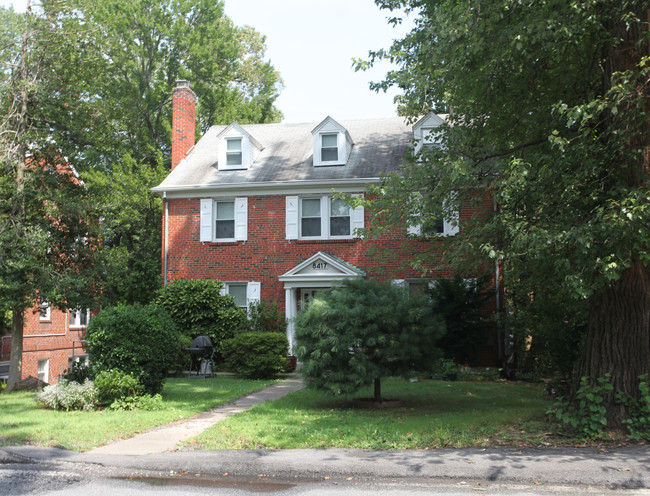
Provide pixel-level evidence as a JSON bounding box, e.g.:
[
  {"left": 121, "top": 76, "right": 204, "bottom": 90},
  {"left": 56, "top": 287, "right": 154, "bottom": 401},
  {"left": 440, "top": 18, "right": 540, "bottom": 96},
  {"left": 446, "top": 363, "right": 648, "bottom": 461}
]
[
  {"left": 4, "top": 1, "right": 31, "bottom": 393},
  {"left": 5, "top": 309, "right": 24, "bottom": 392},
  {"left": 576, "top": 259, "right": 650, "bottom": 428},
  {"left": 574, "top": 4, "right": 650, "bottom": 429}
]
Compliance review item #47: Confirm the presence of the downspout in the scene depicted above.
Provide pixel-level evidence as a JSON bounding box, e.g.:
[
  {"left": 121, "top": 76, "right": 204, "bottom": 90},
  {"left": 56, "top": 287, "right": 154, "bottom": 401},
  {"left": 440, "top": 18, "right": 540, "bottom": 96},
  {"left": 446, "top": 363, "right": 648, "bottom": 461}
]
[{"left": 163, "top": 192, "right": 168, "bottom": 287}]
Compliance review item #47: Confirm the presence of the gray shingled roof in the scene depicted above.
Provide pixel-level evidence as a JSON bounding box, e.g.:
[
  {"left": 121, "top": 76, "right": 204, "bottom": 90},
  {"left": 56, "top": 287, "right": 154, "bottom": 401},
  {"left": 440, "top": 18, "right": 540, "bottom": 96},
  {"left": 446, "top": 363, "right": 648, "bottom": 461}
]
[{"left": 153, "top": 117, "right": 413, "bottom": 192}]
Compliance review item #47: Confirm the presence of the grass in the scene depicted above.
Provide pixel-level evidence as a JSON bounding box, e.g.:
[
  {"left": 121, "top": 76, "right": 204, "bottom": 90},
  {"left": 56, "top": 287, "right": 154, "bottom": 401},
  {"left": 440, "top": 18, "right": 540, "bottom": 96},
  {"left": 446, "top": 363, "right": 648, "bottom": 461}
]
[
  {"left": 0, "top": 376, "right": 278, "bottom": 451},
  {"left": 190, "top": 378, "right": 555, "bottom": 449}
]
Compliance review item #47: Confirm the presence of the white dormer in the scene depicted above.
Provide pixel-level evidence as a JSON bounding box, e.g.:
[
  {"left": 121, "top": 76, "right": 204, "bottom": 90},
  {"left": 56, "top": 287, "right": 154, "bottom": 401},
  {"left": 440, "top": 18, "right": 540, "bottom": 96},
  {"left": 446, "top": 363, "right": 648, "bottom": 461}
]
[
  {"left": 413, "top": 112, "right": 446, "bottom": 155},
  {"left": 311, "top": 116, "right": 353, "bottom": 166},
  {"left": 217, "top": 122, "right": 263, "bottom": 170}
]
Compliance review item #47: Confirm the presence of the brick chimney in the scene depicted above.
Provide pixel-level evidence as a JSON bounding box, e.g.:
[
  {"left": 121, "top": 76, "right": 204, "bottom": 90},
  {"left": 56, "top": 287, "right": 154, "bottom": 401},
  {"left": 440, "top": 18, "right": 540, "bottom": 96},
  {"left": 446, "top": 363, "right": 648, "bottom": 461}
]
[{"left": 171, "top": 80, "right": 196, "bottom": 169}]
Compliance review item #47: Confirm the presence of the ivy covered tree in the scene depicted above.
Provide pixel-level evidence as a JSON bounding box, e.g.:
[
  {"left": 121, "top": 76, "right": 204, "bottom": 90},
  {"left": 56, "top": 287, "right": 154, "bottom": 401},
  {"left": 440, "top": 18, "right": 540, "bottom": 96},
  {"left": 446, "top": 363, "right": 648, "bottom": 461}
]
[
  {"left": 295, "top": 278, "right": 445, "bottom": 402},
  {"left": 358, "top": 0, "right": 649, "bottom": 427}
]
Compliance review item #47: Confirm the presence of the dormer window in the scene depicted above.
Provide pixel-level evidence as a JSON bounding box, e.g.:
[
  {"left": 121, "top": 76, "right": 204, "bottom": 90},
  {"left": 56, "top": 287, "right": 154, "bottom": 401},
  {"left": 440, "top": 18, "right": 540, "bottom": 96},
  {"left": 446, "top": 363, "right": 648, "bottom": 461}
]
[
  {"left": 413, "top": 112, "right": 446, "bottom": 157},
  {"left": 226, "top": 138, "right": 243, "bottom": 167},
  {"left": 217, "top": 122, "right": 263, "bottom": 171},
  {"left": 311, "top": 116, "right": 353, "bottom": 166},
  {"left": 321, "top": 134, "right": 338, "bottom": 162}
]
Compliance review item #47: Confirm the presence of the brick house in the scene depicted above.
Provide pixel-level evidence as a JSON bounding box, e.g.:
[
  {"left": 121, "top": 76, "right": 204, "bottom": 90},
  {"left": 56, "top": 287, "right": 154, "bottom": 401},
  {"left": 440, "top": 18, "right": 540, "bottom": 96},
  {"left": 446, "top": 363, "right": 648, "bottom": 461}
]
[{"left": 154, "top": 81, "right": 503, "bottom": 360}]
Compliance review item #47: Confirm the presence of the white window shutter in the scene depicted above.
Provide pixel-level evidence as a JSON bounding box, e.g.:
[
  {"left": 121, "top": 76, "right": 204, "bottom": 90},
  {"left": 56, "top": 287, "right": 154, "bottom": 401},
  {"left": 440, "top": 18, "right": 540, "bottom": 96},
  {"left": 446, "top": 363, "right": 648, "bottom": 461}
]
[
  {"left": 321, "top": 196, "right": 329, "bottom": 238},
  {"left": 235, "top": 197, "right": 248, "bottom": 241},
  {"left": 219, "top": 284, "right": 227, "bottom": 296},
  {"left": 392, "top": 279, "right": 406, "bottom": 288},
  {"left": 351, "top": 194, "right": 364, "bottom": 236},
  {"left": 443, "top": 197, "right": 459, "bottom": 236},
  {"left": 407, "top": 223, "right": 422, "bottom": 236},
  {"left": 246, "top": 281, "right": 261, "bottom": 307},
  {"left": 200, "top": 199, "right": 213, "bottom": 242},
  {"left": 286, "top": 196, "right": 298, "bottom": 239}
]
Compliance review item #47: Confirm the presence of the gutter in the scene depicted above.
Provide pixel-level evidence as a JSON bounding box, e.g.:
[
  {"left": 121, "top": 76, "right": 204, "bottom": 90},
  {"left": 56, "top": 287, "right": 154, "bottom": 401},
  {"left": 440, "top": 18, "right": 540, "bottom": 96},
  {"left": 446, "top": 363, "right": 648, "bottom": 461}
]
[{"left": 151, "top": 177, "right": 383, "bottom": 197}]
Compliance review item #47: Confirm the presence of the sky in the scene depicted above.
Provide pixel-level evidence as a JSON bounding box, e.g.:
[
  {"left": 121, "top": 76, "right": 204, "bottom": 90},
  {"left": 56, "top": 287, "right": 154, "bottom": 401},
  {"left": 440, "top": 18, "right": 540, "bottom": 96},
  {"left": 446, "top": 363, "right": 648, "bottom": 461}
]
[{"left": 1, "top": 0, "right": 412, "bottom": 123}]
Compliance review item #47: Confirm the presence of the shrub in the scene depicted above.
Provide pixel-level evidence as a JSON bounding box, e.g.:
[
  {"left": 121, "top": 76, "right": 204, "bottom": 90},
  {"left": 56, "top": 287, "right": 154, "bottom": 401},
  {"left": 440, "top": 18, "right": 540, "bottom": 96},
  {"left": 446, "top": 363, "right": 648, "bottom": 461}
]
[
  {"left": 155, "top": 279, "right": 247, "bottom": 354},
  {"left": 618, "top": 375, "right": 650, "bottom": 441},
  {"left": 93, "top": 369, "right": 143, "bottom": 406},
  {"left": 548, "top": 375, "right": 613, "bottom": 438},
  {"left": 36, "top": 379, "right": 97, "bottom": 411},
  {"left": 63, "top": 361, "right": 93, "bottom": 384},
  {"left": 428, "top": 275, "right": 493, "bottom": 364},
  {"left": 85, "top": 304, "right": 179, "bottom": 394},
  {"left": 110, "top": 393, "right": 163, "bottom": 411},
  {"left": 296, "top": 278, "right": 446, "bottom": 402},
  {"left": 245, "top": 301, "right": 287, "bottom": 334},
  {"left": 222, "top": 332, "right": 289, "bottom": 379}
]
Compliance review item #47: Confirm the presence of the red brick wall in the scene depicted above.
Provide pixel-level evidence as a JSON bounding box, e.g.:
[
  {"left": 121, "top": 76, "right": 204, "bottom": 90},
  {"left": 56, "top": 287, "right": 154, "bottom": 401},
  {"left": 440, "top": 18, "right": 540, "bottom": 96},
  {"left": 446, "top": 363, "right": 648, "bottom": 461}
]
[{"left": 164, "top": 193, "right": 495, "bottom": 309}]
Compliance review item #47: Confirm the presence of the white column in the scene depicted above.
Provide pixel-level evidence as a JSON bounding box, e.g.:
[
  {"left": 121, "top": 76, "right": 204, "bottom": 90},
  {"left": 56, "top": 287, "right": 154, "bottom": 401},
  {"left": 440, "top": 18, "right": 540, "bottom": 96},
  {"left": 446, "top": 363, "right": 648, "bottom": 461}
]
[{"left": 285, "top": 287, "right": 298, "bottom": 354}]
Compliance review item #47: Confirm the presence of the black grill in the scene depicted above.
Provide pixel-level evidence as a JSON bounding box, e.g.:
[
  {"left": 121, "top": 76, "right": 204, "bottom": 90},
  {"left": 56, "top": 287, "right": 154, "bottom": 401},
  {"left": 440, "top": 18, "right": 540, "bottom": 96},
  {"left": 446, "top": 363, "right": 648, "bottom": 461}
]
[{"left": 185, "top": 336, "right": 215, "bottom": 378}]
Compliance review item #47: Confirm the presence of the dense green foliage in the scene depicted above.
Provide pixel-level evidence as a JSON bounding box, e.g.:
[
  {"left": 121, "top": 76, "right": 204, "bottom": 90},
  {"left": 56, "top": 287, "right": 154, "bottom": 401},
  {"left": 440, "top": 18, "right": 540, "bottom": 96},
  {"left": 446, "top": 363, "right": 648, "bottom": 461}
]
[
  {"left": 428, "top": 276, "right": 492, "bottom": 364},
  {"left": 359, "top": 0, "right": 650, "bottom": 424},
  {"left": 296, "top": 278, "right": 445, "bottom": 401},
  {"left": 155, "top": 279, "right": 247, "bottom": 353},
  {"left": 244, "top": 301, "right": 287, "bottom": 334},
  {"left": 0, "top": 0, "right": 283, "bottom": 385},
  {"left": 222, "top": 332, "right": 289, "bottom": 379},
  {"left": 93, "top": 369, "right": 144, "bottom": 406},
  {"left": 85, "top": 304, "right": 179, "bottom": 394}
]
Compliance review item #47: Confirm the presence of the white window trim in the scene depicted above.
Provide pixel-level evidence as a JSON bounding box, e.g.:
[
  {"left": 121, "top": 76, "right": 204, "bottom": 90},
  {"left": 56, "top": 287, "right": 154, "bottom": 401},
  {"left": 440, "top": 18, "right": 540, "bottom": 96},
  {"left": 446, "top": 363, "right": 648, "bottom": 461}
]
[
  {"left": 37, "top": 358, "right": 49, "bottom": 383},
  {"left": 225, "top": 137, "right": 243, "bottom": 168},
  {"left": 313, "top": 132, "right": 346, "bottom": 166},
  {"left": 407, "top": 195, "right": 459, "bottom": 237},
  {"left": 218, "top": 134, "right": 250, "bottom": 170},
  {"left": 69, "top": 308, "right": 90, "bottom": 328},
  {"left": 200, "top": 197, "right": 248, "bottom": 243},
  {"left": 220, "top": 281, "right": 261, "bottom": 311},
  {"left": 285, "top": 195, "right": 364, "bottom": 240}
]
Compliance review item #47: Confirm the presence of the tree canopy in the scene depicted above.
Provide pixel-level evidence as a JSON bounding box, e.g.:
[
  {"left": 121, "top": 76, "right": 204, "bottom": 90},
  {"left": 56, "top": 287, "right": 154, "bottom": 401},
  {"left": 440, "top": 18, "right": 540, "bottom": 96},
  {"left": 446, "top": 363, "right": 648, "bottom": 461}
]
[
  {"left": 360, "top": 0, "right": 649, "bottom": 426},
  {"left": 0, "top": 0, "right": 283, "bottom": 388}
]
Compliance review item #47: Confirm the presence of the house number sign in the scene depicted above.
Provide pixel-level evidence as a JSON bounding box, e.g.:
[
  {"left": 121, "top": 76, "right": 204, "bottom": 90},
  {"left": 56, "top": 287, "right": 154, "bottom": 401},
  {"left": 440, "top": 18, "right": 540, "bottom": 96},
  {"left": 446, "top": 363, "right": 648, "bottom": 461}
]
[{"left": 312, "top": 261, "right": 328, "bottom": 270}]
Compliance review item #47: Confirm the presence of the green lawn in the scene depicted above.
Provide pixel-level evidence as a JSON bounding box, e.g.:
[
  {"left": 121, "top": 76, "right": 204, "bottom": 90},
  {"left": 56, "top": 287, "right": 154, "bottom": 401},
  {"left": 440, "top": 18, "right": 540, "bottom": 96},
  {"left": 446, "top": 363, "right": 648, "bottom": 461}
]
[
  {"left": 190, "top": 379, "right": 554, "bottom": 449},
  {"left": 0, "top": 377, "right": 278, "bottom": 451}
]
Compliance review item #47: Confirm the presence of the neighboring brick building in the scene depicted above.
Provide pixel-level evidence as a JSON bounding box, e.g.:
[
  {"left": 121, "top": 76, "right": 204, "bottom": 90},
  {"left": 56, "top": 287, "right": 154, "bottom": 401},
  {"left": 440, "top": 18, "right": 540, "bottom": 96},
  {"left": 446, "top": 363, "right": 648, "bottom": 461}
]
[
  {"left": 154, "top": 81, "right": 503, "bottom": 360},
  {"left": 19, "top": 305, "right": 90, "bottom": 384},
  {"left": 2, "top": 160, "right": 92, "bottom": 386}
]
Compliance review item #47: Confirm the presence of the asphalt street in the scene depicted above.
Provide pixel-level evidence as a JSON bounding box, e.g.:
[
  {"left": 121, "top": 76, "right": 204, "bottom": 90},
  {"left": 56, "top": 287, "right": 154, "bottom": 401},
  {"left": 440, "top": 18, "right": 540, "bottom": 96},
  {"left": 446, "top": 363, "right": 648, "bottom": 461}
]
[{"left": 2, "top": 444, "right": 649, "bottom": 495}]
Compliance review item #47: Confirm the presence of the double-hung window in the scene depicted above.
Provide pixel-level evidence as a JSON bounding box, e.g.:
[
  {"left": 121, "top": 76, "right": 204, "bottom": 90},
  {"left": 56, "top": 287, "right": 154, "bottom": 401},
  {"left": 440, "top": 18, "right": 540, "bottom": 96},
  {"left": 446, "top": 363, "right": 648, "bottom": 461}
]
[
  {"left": 287, "top": 196, "right": 363, "bottom": 240},
  {"left": 329, "top": 198, "right": 351, "bottom": 236},
  {"left": 301, "top": 198, "right": 322, "bottom": 237},
  {"left": 226, "top": 138, "right": 243, "bottom": 167},
  {"left": 320, "top": 134, "right": 338, "bottom": 162},
  {"left": 215, "top": 201, "right": 235, "bottom": 240},
  {"left": 200, "top": 198, "right": 248, "bottom": 242}
]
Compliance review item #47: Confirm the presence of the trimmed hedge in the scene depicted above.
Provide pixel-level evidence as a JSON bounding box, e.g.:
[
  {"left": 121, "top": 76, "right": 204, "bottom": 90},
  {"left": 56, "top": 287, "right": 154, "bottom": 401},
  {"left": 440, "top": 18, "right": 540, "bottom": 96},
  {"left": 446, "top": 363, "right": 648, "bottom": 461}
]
[
  {"left": 222, "top": 332, "right": 289, "bottom": 379},
  {"left": 85, "top": 304, "right": 179, "bottom": 394}
]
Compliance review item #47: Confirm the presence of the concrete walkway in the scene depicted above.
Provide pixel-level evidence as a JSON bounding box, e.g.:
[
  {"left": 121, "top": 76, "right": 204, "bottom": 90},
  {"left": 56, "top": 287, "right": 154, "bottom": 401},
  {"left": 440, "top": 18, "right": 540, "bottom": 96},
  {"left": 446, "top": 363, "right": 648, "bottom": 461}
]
[{"left": 88, "top": 376, "right": 304, "bottom": 456}]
